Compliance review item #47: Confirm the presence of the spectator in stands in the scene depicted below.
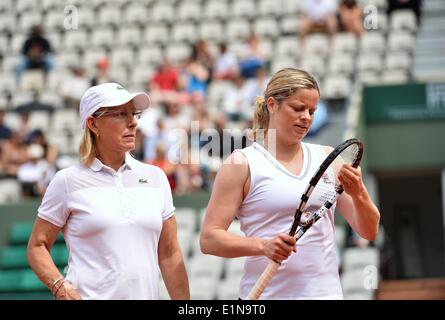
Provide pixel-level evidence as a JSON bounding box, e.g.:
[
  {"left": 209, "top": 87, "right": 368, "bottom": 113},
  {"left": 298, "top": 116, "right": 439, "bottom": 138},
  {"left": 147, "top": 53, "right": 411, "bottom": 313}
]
[
  {"left": 222, "top": 74, "right": 251, "bottom": 121},
  {"left": 90, "top": 57, "right": 113, "bottom": 86},
  {"left": 17, "top": 143, "right": 56, "bottom": 198},
  {"left": 131, "top": 128, "right": 145, "bottom": 161},
  {"left": 388, "top": 0, "right": 422, "bottom": 25},
  {"left": 339, "top": 0, "right": 365, "bottom": 36},
  {"left": 149, "top": 57, "right": 181, "bottom": 104},
  {"left": 0, "top": 109, "right": 12, "bottom": 142},
  {"left": 0, "top": 131, "right": 28, "bottom": 177},
  {"left": 239, "top": 34, "right": 266, "bottom": 79},
  {"left": 17, "top": 111, "right": 32, "bottom": 143},
  {"left": 244, "top": 66, "right": 270, "bottom": 107},
  {"left": 192, "top": 40, "right": 214, "bottom": 83},
  {"left": 149, "top": 142, "right": 177, "bottom": 191},
  {"left": 299, "top": 0, "right": 338, "bottom": 40},
  {"left": 16, "top": 25, "right": 55, "bottom": 84},
  {"left": 27, "top": 129, "right": 58, "bottom": 165},
  {"left": 200, "top": 68, "right": 380, "bottom": 299},
  {"left": 27, "top": 82, "right": 189, "bottom": 300},
  {"left": 213, "top": 43, "right": 239, "bottom": 81},
  {"left": 181, "top": 55, "right": 210, "bottom": 103},
  {"left": 59, "top": 66, "right": 90, "bottom": 109}
]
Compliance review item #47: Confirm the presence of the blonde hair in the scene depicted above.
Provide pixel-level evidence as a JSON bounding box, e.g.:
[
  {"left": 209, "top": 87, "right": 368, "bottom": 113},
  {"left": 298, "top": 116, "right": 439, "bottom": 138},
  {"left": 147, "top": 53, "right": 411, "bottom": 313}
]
[
  {"left": 78, "top": 126, "right": 97, "bottom": 166},
  {"left": 252, "top": 68, "right": 320, "bottom": 138}
]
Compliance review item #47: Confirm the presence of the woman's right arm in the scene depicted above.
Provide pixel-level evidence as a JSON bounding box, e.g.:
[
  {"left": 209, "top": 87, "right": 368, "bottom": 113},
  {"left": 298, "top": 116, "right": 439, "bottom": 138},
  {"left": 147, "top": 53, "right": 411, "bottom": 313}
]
[
  {"left": 200, "top": 152, "right": 296, "bottom": 260},
  {"left": 27, "top": 217, "right": 81, "bottom": 300}
]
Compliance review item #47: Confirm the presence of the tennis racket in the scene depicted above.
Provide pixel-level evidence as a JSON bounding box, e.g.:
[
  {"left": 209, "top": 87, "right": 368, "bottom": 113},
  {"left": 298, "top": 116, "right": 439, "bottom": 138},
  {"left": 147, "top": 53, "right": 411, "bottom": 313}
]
[{"left": 247, "top": 138, "right": 364, "bottom": 300}]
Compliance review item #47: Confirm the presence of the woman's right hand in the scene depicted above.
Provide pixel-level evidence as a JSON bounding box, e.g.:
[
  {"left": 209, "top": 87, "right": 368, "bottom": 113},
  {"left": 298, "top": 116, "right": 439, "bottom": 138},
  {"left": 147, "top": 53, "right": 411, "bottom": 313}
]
[
  {"left": 262, "top": 233, "right": 297, "bottom": 262},
  {"left": 55, "top": 281, "right": 82, "bottom": 300}
]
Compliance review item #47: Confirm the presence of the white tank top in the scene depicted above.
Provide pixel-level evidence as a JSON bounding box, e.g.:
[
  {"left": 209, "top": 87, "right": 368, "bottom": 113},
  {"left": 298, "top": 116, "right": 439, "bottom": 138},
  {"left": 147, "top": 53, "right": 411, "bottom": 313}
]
[{"left": 236, "top": 142, "right": 343, "bottom": 299}]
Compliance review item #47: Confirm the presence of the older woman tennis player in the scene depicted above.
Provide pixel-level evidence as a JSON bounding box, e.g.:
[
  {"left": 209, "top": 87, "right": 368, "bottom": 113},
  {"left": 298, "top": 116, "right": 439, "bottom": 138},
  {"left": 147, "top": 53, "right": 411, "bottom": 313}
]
[{"left": 27, "top": 83, "right": 190, "bottom": 300}]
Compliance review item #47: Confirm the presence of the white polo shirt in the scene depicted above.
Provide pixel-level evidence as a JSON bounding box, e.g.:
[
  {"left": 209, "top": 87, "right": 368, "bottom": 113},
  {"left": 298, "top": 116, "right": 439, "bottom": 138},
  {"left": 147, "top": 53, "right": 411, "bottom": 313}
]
[{"left": 37, "top": 153, "right": 175, "bottom": 300}]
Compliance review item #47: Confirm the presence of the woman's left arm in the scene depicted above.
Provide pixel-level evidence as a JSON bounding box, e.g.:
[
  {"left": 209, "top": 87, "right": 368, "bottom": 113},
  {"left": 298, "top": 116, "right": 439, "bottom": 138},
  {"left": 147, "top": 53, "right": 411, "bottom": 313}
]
[
  {"left": 336, "top": 164, "right": 380, "bottom": 240},
  {"left": 158, "top": 215, "right": 190, "bottom": 300}
]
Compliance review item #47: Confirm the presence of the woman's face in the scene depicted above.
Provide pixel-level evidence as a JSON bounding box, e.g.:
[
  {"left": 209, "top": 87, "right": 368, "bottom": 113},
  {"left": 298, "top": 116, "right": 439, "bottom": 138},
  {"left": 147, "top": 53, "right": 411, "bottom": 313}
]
[
  {"left": 268, "top": 88, "right": 319, "bottom": 144},
  {"left": 91, "top": 101, "right": 140, "bottom": 154}
]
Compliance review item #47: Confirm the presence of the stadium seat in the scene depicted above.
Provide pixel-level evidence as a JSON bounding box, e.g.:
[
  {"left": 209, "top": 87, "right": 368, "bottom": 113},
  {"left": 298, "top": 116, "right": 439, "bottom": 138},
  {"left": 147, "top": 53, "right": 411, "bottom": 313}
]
[
  {"left": 137, "top": 45, "right": 163, "bottom": 66},
  {"left": 41, "top": 0, "right": 60, "bottom": 12},
  {"left": 9, "top": 221, "right": 65, "bottom": 246},
  {"left": 380, "top": 70, "right": 409, "bottom": 84},
  {"left": 0, "top": 244, "right": 68, "bottom": 269},
  {"left": 56, "top": 51, "right": 80, "bottom": 70},
  {"left": 171, "top": 22, "right": 198, "bottom": 44},
  {"left": 281, "top": 14, "right": 301, "bottom": 35},
  {"left": 275, "top": 36, "right": 301, "bottom": 59},
  {"left": 0, "top": 179, "right": 21, "bottom": 203},
  {"left": 300, "top": 55, "right": 326, "bottom": 79},
  {"left": 123, "top": 3, "right": 147, "bottom": 25},
  {"left": 322, "top": 75, "right": 353, "bottom": 100},
  {"left": 108, "top": 66, "right": 129, "bottom": 85},
  {"left": 81, "top": 49, "right": 108, "bottom": 69},
  {"left": 359, "top": 32, "right": 386, "bottom": 54},
  {"left": 150, "top": 3, "right": 175, "bottom": 24},
  {"left": 144, "top": 24, "right": 170, "bottom": 45},
  {"left": 0, "top": 0, "right": 13, "bottom": 12},
  {"left": 116, "top": 26, "right": 142, "bottom": 46},
  {"left": 303, "top": 34, "right": 330, "bottom": 56},
  {"left": 342, "top": 247, "right": 380, "bottom": 272},
  {"left": 259, "top": 0, "right": 283, "bottom": 17},
  {"left": 226, "top": 19, "right": 252, "bottom": 41},
  {"left": 28, "top": 111, "right": 51, "bottom": 131},
  {"left": 128, "top": 65, "right": 155, "bottom": 88},
  {"left": 254, "top": 18, "right": 280, "bottom": 39},
  {"left": 110, "top": 47, "right": 135, "bottom": 68},
  {"left": 204, "top": 1, "right": 229, "bottom": 21},
  {"left": 90, "top": 27, "right": 115, "bottom": 48},
  {"left": 177, "top": 1, "right": 202, "bottom": 22},
  {"left": 63, "top": 30, "right": 88, "bottom": 50},
  {"left": 231, "top": 0, "right": 257, "bottom": 19},
  {"left": 271, "top": 56, "right": 298, "bottom": 73},
  {"left": 165, "top": 43, "right": 192, "bottom": 64},
  {"left": 357, "top": 53, "right": 383, "bottom": 73},
  {"left": 390, "top": 9, "right": 418, "bottom": 33},
  {"left": 199, "top": 21, "right": 224, "bottom": 43},
  {"left": 332, "top": 33, "right": 358, "bottom": 54},
  {"left": 282, "top": 0, "right": 302, "bottom": 14},
  {"left": 10, "top": 34, "right": 26, "bottom": 54},
  {"left": 76, "top": 7, "right": 95, "bottom": 29},
  {"left": 328, "top": 53, "right": 355, "bottom": 76},
  {"left": 51, "top": 109, "right": 79, "bottom": 132},
  {"left": 97, "top": 5, "right": 121, "bottom": 27},
  {"left": 388, "top": 32, "right": 415, "bottom": 52},
  {"left": 0, "top": 13, "right": 15, "bottom": 33},
  {"left": 384, "top": 51, "right": 412, "bottom": 71},
  {"left": 16, "top": 0, "right": 38, "bottom": 12},
  {"left": 19, "top": 13, "right": 42, "bottom": 33}
]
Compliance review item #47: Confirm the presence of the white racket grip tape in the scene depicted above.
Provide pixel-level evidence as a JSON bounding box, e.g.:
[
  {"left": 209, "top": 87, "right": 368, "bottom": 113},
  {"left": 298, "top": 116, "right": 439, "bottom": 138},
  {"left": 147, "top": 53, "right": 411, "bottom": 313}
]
[{"left": 246, "top": 260, "right": 280, "bottom": 300}]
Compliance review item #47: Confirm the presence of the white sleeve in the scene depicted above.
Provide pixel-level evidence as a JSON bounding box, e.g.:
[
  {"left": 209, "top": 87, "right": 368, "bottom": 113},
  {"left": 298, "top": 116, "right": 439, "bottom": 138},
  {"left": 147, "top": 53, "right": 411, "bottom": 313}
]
[
  {"left": 158, "top": 168, "right": 175, "bottom": 221},
  {"left": 37, "top": 170, "right": 70, "bottom": 228}
]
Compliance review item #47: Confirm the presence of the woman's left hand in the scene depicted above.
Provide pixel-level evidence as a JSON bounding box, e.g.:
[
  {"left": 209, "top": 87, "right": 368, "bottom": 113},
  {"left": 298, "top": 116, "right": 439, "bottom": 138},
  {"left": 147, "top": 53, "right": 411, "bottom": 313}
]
[{"left": 337, "top": 164, "right": 365, "bottom": 198}]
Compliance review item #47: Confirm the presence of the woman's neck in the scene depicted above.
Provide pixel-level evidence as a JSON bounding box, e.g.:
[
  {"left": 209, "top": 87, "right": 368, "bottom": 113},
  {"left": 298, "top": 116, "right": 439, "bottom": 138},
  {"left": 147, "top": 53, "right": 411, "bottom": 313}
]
[
  {"left": 95, "top": 147, "right": 126, "bottom": 172},
  {"left": 261, "top": 136, "right": 302, "bottom": 162}
]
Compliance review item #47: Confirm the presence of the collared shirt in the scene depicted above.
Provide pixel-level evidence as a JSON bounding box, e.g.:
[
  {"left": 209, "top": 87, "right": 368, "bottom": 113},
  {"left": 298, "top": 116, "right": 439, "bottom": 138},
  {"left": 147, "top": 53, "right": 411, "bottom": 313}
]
[{"left": 37, "top": 153, "right": 175, "bottom": 300}]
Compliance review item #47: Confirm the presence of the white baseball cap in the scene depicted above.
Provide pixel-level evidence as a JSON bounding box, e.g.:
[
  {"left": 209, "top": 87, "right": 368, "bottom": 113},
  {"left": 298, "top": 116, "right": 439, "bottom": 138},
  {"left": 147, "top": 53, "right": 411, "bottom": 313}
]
[{"left": 79, "top": 82, "right": 151, "bottom": 128}]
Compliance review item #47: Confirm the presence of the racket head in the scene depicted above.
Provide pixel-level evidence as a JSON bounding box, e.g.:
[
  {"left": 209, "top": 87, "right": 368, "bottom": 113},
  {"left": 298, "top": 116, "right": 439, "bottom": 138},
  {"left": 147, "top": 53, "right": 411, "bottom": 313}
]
[{"left": 290, "top": 139, "right": 364, "bottom": 235}]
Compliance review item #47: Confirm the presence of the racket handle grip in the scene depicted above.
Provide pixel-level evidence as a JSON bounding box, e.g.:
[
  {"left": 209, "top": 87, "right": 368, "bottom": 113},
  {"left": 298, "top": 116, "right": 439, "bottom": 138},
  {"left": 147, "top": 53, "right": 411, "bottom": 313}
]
[{"left": 246, "top": 260, "right": 280, "bottom": 300}]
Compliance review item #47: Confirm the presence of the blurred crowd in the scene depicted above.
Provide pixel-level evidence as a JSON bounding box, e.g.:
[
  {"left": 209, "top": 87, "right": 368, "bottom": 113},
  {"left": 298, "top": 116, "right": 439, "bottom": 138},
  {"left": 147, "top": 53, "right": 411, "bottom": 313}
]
[{"left": 0, "top": 0, "right": 422, "bottom": 199}]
